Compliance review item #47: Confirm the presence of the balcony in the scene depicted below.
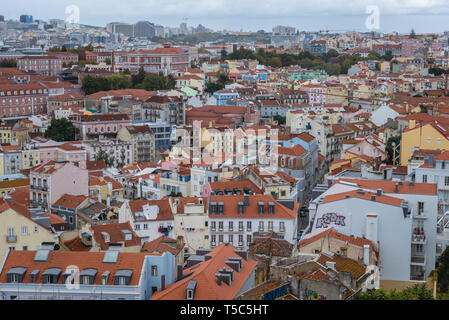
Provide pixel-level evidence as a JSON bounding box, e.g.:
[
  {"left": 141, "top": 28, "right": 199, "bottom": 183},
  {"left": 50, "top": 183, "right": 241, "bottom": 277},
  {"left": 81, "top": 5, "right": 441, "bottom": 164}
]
[
  {"left": 6, "top": 235, "right": 17, "bottom": 243},
  {"left": 410, "top": 254, "right": 426, "bottom": 266},
  {"left": 413, "top": 212, "right": 427, "bottom": 220},
  {"left": 411, "top": 232, "right": 426, "bottom": 245}
]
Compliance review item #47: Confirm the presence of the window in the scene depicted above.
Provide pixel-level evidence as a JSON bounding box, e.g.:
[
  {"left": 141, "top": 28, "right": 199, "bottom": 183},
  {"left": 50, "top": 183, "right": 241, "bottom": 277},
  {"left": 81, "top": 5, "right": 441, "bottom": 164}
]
[
  {"left": 280, "top": 222, "right": 285, "bottom": 232},
  {"left": 34, "top": 226, "right": 38, "bottom": 233},
  {"left": 259, "top": 221, "right": 264, "bottom": 231},
  {"left": 445, "top": 176, "right": 449, "bottom": 187},
  {"left": 427, "top": 138, "right": 431, "bottom": 143},
  {"left": 239, "top": 221, "right": 244, "bottom": 231},
  {"left": 218, "top": 221, "right": 223, "bottom": 231},
  {"left": 247, "top": 234, "right": 252, "bottom": 245},
  {"left": 21, "top": 226, "right": 28, "bottom": 235},
  {"left": 22, "top": 246, "right": 28, "bottom": 251},
  {"left": 418, "top": 202, "right": 424, "bottom": 214},
  {"left": 422, "top": 175, "right": 427, "bottom": 183},
  {"left": 218, "top": 234, "right": 224, "bottom": 243},
  {"left": 211, "top": 221, "right": 216, "bottom": 231},
  {"left": 135, "top": 224, "right": 140, "bottom": 231},
  {"left": 69, "top": 216, "right": 74, "bottom": 225},
  {"left": 143, "top": 224, "right": 148, "bottom": 230},
  {"left": 118, "top": 277, "right": 127, "bottom": 285},
  {"left": 228, "top": 221, "right": 233, "bottom": 231},
  {"left": 239, "top": 234, "right": 244, "bottom": 243},
  {"left": 211, "top": 234, "right": 216, "bottom": 244},
  {"left": 228, "top": 234, "right": 233, "bottom": 243},
  {"left": 7, "top": 227, "right": 15, "bottom": 236},
  {"left": 151, "top": 265, "right": 158, "bottom": 277},
  {"left": 268, "top": 221, "right": 273, "bottom": 231},
  {"left": 247, "top": 221, "right": 252, "bottom": 231}
]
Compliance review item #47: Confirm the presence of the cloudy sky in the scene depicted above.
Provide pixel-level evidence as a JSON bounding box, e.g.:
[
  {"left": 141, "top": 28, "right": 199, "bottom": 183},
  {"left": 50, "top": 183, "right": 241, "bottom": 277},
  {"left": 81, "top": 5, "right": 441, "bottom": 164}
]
[{"left": 2, "top": 0, "right": 449, "bottom": 33}]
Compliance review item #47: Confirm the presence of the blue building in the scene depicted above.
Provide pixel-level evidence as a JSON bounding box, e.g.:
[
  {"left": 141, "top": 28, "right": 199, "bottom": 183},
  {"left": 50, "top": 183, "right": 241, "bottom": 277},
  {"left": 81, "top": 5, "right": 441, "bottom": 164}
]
[
  {"left": 0, "top": 249, "right": 175, "bottom": 300},
  {"left": 20, "top": 15, "right": 33, "bottom": 23},
  {"left": 213, "top": 89, "right": 239, "bottom": 106}
]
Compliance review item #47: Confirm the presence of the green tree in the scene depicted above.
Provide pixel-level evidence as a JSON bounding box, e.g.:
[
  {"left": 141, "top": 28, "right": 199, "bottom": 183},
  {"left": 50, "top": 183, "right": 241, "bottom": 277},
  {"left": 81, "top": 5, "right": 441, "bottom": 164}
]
[
  {"left": 0, "top": 59, "right": 17, "bottom": 67},
  {"left": 382, "top": 50, "right": 393, "bottom": 61},
  {"left": 429, "top": 67, "right": 446, "bottom": 76},
  {"left": 438, "top": 246, "right": 449, "bottom": 293},
  {"left": 104, "top": 57, "right": 111, "bottom": 65},
  {"left": 385, "top": 135, "right": 401, "bottom": 165},
  {"left": 273, "top": 115, "right": 286, "bottom": 125},
  {"left": 410, "top": 29, "right": 416, "bottom": 39},
  {"left": 355, "top": 284, "right": 433, "bottom": 300},
  {"left": 368, "top": 51, "right": 381, "bottom": 60},
  {"left": 132, "top": 67, "right": 146, "bottom": 87},
  {"left": 44, "top": 118, "right": 79, "bottom": 142},
  {"left": 94, "top": 149, "right": 116, "bottom": 167}
]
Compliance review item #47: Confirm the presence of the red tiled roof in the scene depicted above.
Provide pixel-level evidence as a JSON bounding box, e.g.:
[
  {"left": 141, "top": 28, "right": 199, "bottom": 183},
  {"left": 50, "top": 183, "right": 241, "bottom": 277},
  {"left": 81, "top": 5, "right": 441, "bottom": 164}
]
[
  {"left": 209, "top": 195, "right": 298, "bottom": 219},
  {"left": 322, "top": 189, "right": 403, "bottom": 207},
  {"left": 53, "top": 194, "right": 88, "bottom": 209},
  {"left": 91, "top": 222, "right": 140, "bottom": 250},
  {"left": 128, "top": 198, "right": 174, "bottom": 221},
  {"left": 299, "top": 227, "right": 374, "bottom": 250},
  {"left": 151, "top": 243, "right": 258, "bottom": 300},
  {"left": 0, "top": 250, "right": 148, "bottom": 286},
  {"left": 336, "top": 178, "right": 437, "bottom": 195},
  {"left": 141, "top": 236, "right": 183, "bottom": 256}
]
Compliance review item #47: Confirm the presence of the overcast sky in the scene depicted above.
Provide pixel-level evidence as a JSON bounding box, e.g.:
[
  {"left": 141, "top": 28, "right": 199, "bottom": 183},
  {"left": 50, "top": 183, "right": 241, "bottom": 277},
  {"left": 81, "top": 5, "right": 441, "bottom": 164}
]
[{"left": 2, "top": 0, "right": 449, "bottom": 33}]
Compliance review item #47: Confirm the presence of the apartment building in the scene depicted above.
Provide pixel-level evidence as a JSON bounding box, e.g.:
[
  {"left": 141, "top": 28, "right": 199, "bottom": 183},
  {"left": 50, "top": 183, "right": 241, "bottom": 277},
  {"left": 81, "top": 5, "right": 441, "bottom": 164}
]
[
  {"left": 112, "top": 45, "right": 190, "bottom": 75},
  {"left": 0, "top": 249, "right": 175, "bottom": 300},
  {"left": 69, "top": 114, "right": 131, "bottom": 140},
  {"left": 29, "top": 160, "right": 89, "bottom": 210},
  {"left": 117, "top": 125, "right": 156, "bottom": 164},
  {"left": 0, "top": 83, "right": 48, "bottom": 117},
  {"left": 306, "top": 178, "right": 438, "bottom": 285},
  {"left": 208, "top": 195, "right": 298, "bottom": 250},
  {"left": 119, "top": 198, "right": 174, "bottom": 244},
  {"left": 17, "top": 56, "right": 62, "bottom": 76}
]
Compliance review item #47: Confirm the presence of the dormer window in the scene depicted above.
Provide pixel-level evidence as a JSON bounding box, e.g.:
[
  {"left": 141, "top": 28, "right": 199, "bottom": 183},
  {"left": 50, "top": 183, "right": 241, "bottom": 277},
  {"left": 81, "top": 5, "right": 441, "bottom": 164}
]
[
  {"left": 7, "top": 267, "right": 27, "bottom": 283},
  {"left": 114, "top": 269, "right": 133, "bottom": 285},
  {"left": 79, "top": 268, "right": 98, "bottom": 285},
  {"left": 42, "top": 268, "right": 62, "bottom": 284}
]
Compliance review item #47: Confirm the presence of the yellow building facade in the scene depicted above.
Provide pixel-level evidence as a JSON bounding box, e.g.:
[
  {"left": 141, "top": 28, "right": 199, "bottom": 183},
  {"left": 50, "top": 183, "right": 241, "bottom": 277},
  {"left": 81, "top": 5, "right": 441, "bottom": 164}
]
[{"left": 400, "top": 121, "right": 449, "bottom": 166}]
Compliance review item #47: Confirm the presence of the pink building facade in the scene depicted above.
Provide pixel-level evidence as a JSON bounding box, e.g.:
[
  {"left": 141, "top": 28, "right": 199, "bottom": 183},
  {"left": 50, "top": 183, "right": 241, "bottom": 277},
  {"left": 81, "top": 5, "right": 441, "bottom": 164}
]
[
  {"left": 30, "top": 160, "right": 89, "bottom": 210},
  {"left": 69, "top": 114, "right": 131, "bottom": 140}
]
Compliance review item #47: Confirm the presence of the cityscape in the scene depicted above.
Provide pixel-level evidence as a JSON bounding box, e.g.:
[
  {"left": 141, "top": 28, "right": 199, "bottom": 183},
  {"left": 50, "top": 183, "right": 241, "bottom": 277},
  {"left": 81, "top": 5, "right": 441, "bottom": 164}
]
[{"left": 0, "top": 0, "right": 449, "bottom": 304}]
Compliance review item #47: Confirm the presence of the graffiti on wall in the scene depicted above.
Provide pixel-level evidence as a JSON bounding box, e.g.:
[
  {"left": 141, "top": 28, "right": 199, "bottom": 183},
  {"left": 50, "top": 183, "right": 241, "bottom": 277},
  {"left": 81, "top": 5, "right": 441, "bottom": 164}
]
[
  {"left": 263, "top": 285, "right": 288, "bottom": 300},
  {"left": 304, "top": 288, "right": 326, "bottom": 300},
  {"left": 316, "top": 212, "right": 346, "bottom": 229}
]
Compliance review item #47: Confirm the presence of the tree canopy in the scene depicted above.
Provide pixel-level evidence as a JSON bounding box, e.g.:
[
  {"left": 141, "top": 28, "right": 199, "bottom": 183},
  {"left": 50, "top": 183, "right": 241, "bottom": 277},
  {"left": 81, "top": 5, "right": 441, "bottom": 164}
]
[
  {"left": 44, "top": 118, "right": 79, "bottom": 142},
  {"left": 0, "top": 59, "right": 17, "bottom": 68},
  {"left": 355, "top": 284, "right": 433, "bottom": 300},
  {"left": 81, "top": 68, "right": 175, "bottom": 95}
]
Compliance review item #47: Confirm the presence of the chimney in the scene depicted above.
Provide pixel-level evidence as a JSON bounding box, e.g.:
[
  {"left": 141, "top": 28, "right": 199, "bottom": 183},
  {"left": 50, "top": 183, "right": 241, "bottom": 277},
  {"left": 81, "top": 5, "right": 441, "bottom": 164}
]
[
  {"left": 394, "top": 183, "right": 399, "bottom": 193},
  {"left": 225, "top": 260, "right": 241, "bottom": 272},
  {"left": 234, "top": 249, "right": 248, "bottom": 261},
  {"left": 371, "top": 195, "right": 376, "bottom": 201},
  {"left": 326, "top": 261, "right": 336, "bottom": 271},
  {"left": 177, "top": 264, "right": 183, "bottom": 281},
  {"left": 363, "top": 244, "right": 370, "bottom": 266}
]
